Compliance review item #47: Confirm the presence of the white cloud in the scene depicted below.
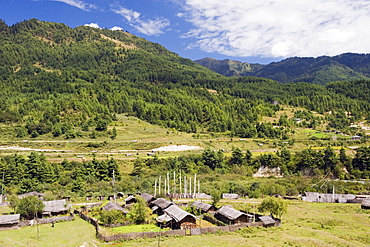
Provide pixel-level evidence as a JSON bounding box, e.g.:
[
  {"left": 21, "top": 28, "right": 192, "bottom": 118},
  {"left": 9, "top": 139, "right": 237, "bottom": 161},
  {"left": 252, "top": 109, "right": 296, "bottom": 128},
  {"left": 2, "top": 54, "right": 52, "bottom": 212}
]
[
  {"left": 113, "top": 7, "right": 141, "bottom": 22},
  {"left": 112, "top": 6, "right": 170, "bottom": 36},
  {"left": 50, "top": 0, "right": 97, "bottom": 11},
  {"left": 180, "top": 0, "right": 370, "bottom": 58},
  {"left": 84, "top": 23, "right": 101, "bottom": 29},
  {"left": 110, "top": 26, "right": 123, "bottom": 31}
]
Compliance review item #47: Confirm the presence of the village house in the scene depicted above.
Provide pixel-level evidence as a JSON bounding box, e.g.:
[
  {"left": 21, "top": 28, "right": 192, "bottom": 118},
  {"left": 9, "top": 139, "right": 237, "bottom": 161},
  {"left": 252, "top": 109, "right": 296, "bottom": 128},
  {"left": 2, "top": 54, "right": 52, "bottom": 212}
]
[
  {"left": 190, "top": 201, "right": 217, "bottom": 214},
  {"left": 102, "top": 201, "right": 128, "bottom": 214},
  {"left": 215, "top": 206, "right": 250, "bottom": 225},
  {"left": 0, "top": 214, "right": 20, "bottom": 230},
  {"left": 149, "top": 198, "right": 174, "bottom": 215},
  {"left": 42, "top": 199, "right": 69, "bottom": 217},
  {"left": 259, "top": 215, "right": 277, "bottom": 227},
  {"left": 159, "top": 205, "right": 196, "bottom": 229},
  {"left": 18, "top": 191, "right": 45, "bottom": 200},
  {"left": 140, "top": 193, "right": 156, "bottom": 204},
  {"left": 124, "top": 195, "right": 136, "bottom": 205}
]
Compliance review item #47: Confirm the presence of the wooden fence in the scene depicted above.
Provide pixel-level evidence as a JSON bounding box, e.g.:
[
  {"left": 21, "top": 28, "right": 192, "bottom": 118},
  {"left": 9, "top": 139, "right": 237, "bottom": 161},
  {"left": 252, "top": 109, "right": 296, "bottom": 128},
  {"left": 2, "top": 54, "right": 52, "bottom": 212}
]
[{"left": 76, "top": 210, "right": 275, "bottom": 242}]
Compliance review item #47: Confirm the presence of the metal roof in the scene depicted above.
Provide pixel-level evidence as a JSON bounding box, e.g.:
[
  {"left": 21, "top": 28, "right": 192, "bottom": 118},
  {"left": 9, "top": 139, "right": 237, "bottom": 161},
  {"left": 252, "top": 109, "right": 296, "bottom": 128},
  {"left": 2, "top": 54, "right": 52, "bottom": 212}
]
[
  {"left": 18, "top": 191, "right": 45, "bottom": 199},
  {"left": 156, "top": 214, "right": 173, "bottom": 223},
  {"left": 140, "top": 193, "right": 155, "bottom": 203},
  {"left": 150, "top": 198, "right": 173, "bottom": 209},
  {"left": 0, "top": 214, "right": 20, "bottom": 225},
  {"left": 164, "top": 205, "right": 195, "bottom": 223},
  {"left": 217, "top": 206, "right": 245, "bottom": 220},
  {"left": 190, "top": 201, "right": 213, "bottom": 212},
  {"left": 102, "top": 201, "right": 128, "bottom": 213},
  {"left": 259, "top": 215, "right": 275, "bottom": 225},
  {"left": 43, "top": 199, "right": 68, "bottom": 213}
]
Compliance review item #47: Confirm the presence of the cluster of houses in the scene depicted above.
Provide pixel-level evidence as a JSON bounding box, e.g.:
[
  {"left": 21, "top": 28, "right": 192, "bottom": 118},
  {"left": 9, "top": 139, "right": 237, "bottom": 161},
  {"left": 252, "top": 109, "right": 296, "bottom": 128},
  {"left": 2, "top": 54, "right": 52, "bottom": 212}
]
[
  {"left": 125, "top": 193, "right": 277, "bottom": 229},
  {"left": 89, "top": 192, "right": 278, "bottom": 230},
  {"left": 0, "top": 191, "right": 70, "bottom": 231}
]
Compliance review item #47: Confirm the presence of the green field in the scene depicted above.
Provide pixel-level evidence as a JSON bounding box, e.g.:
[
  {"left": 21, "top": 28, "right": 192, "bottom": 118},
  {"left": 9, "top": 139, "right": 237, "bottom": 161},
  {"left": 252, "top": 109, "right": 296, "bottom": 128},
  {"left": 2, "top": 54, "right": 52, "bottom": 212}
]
[
  {"left": 0, "top": 218, "right": 99, "bottom": 247},
  {"left": 115, "top": 202, "right": 370, "bottom": 247},
  {"left": 0, "top": 201, "right": 369, "bottom": 246}
]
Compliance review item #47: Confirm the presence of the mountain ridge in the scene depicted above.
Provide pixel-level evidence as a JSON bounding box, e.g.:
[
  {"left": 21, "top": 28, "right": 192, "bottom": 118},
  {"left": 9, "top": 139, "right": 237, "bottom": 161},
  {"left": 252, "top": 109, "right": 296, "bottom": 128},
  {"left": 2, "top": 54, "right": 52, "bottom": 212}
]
[{"left": 195, "top": 53, "right": 370, "bottom": 85}]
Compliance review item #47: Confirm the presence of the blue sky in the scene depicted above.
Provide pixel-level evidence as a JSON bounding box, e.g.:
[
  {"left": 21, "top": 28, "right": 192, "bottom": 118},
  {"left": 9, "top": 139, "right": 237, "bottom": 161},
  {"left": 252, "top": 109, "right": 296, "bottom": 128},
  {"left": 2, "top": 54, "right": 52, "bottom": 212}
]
[{"left": 1, "top": 0, "right": 370, "bottom": 64}]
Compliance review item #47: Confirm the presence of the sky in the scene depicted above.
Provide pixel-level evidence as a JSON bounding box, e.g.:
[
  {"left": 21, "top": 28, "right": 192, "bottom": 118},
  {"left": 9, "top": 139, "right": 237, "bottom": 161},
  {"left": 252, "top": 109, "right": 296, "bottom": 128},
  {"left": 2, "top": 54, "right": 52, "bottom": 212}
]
[{"left": 1, "top": 0, "right": 370, "bottom": 64}]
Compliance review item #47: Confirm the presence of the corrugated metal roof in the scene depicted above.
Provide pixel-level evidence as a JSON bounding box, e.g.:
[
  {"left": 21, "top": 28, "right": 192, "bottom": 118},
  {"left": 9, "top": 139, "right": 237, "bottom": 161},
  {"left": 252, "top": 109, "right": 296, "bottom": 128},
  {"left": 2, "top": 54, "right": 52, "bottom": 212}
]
[
  {"left": 43, "top": 199, "right": 68, "bottom": 213},
  {"left": 222, "top": 193, "right": 239, "bottom": 199},
  {"left": 217, "top": 206, "right": 244, "bottom": 220},
  {"left": 259, "top": 215, "right": 275, "bottom": 225},
  {"left": 102, "top": 202, "right": 128, "bottom": 213},
  {"left": 0, "top": 214, "right": 20, "bottom": 225},
  {"left": 141, "top": 193, "right": 155, "bottom": 203},
  {"left": 164, "top": 205, "right": 195, "bottom": 222},
  {"left": 150, "top": 198, "right": 173, "bottom": 209},
  {"left": 156, "top": 214, "right": 173, "bottom": 223},
  {"left": 18, "top": 191, "right": 45, "bottom": 199},
  {"left": 190, "top": 201, "right": 213, "bottom": 212}
]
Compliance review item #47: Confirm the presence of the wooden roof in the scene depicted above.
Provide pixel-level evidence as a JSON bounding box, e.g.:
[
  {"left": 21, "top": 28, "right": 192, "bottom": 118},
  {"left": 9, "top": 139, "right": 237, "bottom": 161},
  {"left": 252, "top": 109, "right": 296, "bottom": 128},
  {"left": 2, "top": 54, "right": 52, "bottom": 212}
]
[
  {"left": 217, "top": 206, "right": 245, "bottom": 220},
  {"left": 0, "top": 214, "right": 20, "bottom": 225}
]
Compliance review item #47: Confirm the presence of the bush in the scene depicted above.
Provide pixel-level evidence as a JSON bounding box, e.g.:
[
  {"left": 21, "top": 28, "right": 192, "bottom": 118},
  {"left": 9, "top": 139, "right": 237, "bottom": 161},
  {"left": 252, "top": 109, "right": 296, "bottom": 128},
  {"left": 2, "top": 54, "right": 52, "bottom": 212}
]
[{"left": 99, "top": 210, "right": 126, "bottom": 225}]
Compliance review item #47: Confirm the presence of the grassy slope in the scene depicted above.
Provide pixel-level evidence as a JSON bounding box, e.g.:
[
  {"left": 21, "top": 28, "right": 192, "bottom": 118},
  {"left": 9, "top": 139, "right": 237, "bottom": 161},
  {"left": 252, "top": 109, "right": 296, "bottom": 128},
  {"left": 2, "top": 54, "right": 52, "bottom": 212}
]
[
  {"left": 0, "top": 110, "right": 368, "bottom": 164},
  {"left": 0, "top": 218, "right": 100, "bottom": 247},
  {"left": 116, "top": 202, "right": 370, "bottom": 247}
]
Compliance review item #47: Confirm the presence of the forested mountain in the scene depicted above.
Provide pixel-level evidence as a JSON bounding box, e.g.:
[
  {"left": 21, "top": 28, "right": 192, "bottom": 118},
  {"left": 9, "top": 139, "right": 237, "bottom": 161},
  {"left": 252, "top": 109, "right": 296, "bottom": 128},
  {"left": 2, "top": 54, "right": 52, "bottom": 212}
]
[
  {"left": 195, "top": 53, "right": 370, "bottom": 85},
  {"left": 0, "top": 19, "right": 369, "bottom": 139}
]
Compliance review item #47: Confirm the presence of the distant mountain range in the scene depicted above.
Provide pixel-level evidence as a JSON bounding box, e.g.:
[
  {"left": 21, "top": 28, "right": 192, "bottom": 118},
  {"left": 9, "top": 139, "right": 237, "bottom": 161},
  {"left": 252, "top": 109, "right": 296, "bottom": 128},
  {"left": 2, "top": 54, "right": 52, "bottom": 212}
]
[{"left": 195, "top": 53, "right": 370, "bottom": 85}]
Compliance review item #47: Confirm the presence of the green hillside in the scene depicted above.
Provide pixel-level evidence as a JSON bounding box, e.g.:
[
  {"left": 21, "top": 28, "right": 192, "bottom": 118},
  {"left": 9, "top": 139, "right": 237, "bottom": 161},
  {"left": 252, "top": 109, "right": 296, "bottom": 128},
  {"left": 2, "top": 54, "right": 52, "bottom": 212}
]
[{"left": 0, "top": 18, "right": 369, "bottom": 141}]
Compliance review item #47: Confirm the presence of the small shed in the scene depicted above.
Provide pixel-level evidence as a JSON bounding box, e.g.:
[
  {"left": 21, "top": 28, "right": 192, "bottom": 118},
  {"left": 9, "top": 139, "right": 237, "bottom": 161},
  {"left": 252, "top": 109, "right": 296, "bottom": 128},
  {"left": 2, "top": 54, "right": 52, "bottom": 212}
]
[
  {"left": 361, "top": 199, "right": 370, "bottom": 209},
  {"left": 190, "top": 201, "right": 217, "bottom": 214},
  {"left": 102, "top": 201, "right": 128, "bottom": 214},
  {"left": 215, "top": 206, "right": 249, "bottom": 225},
  {"left": 43, "top": 199, "right": 69, "bottom": 216},
  {"left": 259, "top": 215, "right": 276, "bottom": 227},
  {"left": 0, "top": 214, "right": 20, "bottom": 230},
  {"left": 163, "top": 205, "right": 196, "bottom": 229}
]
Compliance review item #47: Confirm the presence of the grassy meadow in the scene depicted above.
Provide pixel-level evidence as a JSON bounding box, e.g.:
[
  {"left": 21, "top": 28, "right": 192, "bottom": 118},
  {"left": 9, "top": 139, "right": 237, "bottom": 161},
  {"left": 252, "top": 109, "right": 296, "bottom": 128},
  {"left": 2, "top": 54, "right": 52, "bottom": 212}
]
[
  {"left": 0, "top": 200, "right": 369, "bottom": 246},
  {"left": 0, "top": 218, "right": 99, "bottom": 247},
  {"left": 113, "top": 201, "right": 370, "bottom": 247}
]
